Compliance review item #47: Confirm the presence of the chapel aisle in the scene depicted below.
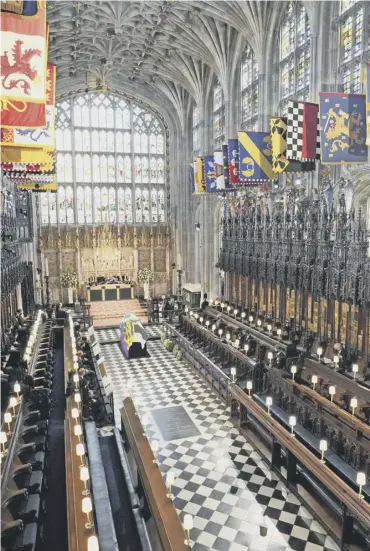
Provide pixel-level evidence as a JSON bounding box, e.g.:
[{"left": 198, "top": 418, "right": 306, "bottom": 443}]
[{"left": 102, "top": 340, "right": 340, "bottom": 551}]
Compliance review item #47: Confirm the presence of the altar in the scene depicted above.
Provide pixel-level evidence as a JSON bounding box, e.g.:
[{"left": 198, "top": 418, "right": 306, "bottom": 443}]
[{"left": 87, "top": 283, "right": 134, "bottom": 302}]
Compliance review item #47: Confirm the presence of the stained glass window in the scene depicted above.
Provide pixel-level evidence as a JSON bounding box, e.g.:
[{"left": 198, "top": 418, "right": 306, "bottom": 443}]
[
  {"left": 279, "top": 1, "right": 311, "bottom": 114},
  {"left": 45, "top": 93, "right": 167, "bottom": 225},
  {"left": 77, "top": 186, "right": 84, "bottom": 224},
  {"left": 151, "top": 189, "right": 158, "bottom": 223},
  {"left": 66, "top": 186, "right": 74, "bottom": 224},
  {"left": 213, "top": 79, "right": 225, "bottom": 150},
  {"left": 118, "top": 188, "right": 125, "bottom": 223},
  {"left": 339, "top": 1, "right": 367, "bottom": 93},
  {"left": 241, "top": 45, "right": 259, "bottom": 130}
]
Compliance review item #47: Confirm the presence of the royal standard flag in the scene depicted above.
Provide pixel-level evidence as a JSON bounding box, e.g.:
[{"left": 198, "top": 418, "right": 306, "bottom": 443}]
[
  {"left": 0, "top": 1, "right": 47, "bottom": 105},
  {"left": 270, "top": 117, "right": 315, "bottom": 173},
  {"left": 204, "top": 155, "right": 216, "bottom": 193},
  {"left": 1, "top": 63, "right": 55, "bottom": 148},
  {"left": 238, "top": 131, "right": 275, "bottom": 183},
  {"left": 228, "top": 139, "right": 239, "bottom": 185},
  {"left": 366, "top": 63, "right": 370, "bottom": 146},
  {"left": 194, "top": 156, "right": 206, "bottom": 194},
  {"left": 320, "top": 92, "right": 367, "bottom": 164}
]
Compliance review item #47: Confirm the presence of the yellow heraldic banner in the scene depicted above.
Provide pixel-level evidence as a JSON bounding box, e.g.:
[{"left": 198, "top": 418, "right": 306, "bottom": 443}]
[
  {"left": 16, "top": 176, "right": 57, "bottom": 192},
  {"left": 193, "top": 156, "right": 206, "bottom": 194},
  {"left": 1, "top": 145, "right": 55, "bottom": 168},
  {"left": 269, "top": 117, "right": 315, "bottom": 173}
]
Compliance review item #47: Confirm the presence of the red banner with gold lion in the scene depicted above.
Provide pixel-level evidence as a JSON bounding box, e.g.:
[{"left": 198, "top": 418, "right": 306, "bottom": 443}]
[{"left": 0, "top": 1, "right": 47, "bottom": 114}]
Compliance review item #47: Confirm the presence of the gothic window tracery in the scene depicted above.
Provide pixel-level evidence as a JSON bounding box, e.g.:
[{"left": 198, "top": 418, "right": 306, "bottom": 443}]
[
  {"left": 339, "top": 1, "right": 368, "bottom": 93},
  {"left": 44, "top": 93, "right": 167, "bottom": 226},
  {"left": 241, "top": 45, "right": 259, "bottom": 130},
  {"left": 279, "top": 1, "right": 311, "bottom": 114}
]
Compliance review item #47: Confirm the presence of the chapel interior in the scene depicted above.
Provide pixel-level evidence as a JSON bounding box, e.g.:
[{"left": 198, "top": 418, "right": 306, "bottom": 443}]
[{"left": 1, "top": 1, "right": 370, "bottom": 551}]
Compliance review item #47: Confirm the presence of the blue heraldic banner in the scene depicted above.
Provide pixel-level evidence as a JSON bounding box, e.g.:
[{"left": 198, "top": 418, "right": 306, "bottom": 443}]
[
  {"left": 1, "top": 1, "right": 38, "bottom": 15},
  {"left": 238, "top": 131, "right": 275, "bottom": 183},
  {"left": 204, "top": 155, "right": 216, "bottom": 193},
  {"left": 320, "top": 92, "right": 368, "bottom": 164}
]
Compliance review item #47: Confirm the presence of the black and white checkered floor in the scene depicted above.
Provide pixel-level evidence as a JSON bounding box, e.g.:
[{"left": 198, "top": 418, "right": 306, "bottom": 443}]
[
  {"left": 102, "top": 340, "right": 340, "bottom": 551},
  {"left": 96, "top": 325, "right": 163, "bottom": 343}
]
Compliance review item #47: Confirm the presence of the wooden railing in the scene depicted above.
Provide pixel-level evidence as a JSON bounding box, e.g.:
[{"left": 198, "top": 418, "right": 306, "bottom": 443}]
[
  {"left": 229, "top": 384, "right": 370, "bottom": 529},
  {"left": 165, "top": 321, "right": 370, "bottom": 533},
  {"left": 64, "top": 321, "right": 99, "bottom": 551},
  {"left": 120, "top": 397, "right": 187, "bottom": 551}
]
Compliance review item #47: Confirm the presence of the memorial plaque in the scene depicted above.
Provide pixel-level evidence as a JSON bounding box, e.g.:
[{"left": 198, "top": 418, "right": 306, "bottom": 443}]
[{"left": 151, "top": 406, "right": 200, "bottom": 442}]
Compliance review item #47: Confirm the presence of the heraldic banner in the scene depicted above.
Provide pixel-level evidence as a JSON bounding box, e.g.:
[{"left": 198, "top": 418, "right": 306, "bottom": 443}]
[
  {"left": 319, "top": 92, "right": 368, "bottom": 164},
  {"left": 214, "top": 150, "right": 226, "bottom": 190},
  {"left": 270, "top": 117, "right": 315, "bottom": 173},
  {"left": 228, "top": 139, "right": 239, "bottom": 185},
  {"left": 193, "top": 156, "right": 206, "bottom": 194},
  {"left": 0, "top": 1, "right": 47, "bottom": 122},
  {"left": 1, "top": 63, "right": 55, "bottom": 149},
  {"left": 286, "top": 100, "right": 320, "bottom": 161},
  {"left": 204, "top": 154, "right": 216, "bottom": 193},
  {"left": 238, "top": 131, "right": 275, "bottom": 183}
]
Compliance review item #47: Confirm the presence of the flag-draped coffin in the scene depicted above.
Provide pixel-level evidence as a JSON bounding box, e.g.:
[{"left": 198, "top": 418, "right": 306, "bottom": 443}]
[
  {"left": 238, "top": 131, "right": 275, "bottom": 183},
  {"left": 319, "top": 92, "right": 368, "bottom": 164}
]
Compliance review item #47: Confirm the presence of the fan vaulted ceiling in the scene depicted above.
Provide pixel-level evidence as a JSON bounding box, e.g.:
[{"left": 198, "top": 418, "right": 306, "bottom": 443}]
[{"left": 47, "top": 1, "right": 286, "bottom": 109}]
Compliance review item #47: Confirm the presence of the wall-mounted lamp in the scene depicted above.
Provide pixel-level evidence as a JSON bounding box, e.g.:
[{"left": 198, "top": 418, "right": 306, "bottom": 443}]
[{"left": 195, "top": 223, "right": 200, "bottom": 231}]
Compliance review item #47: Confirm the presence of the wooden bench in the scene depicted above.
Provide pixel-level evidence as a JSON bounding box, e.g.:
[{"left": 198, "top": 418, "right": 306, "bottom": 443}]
[
  {"left": 64, "top": 323, "right": 99, "bottom": 551},
  {"left": 120, "top": 397, "right": 188, "bottom": 551}
]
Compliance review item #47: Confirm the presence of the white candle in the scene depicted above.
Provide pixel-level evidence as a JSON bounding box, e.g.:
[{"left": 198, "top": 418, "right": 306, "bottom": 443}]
[{"left": 45, "top": 258, "right": 49, "bottom": 276}]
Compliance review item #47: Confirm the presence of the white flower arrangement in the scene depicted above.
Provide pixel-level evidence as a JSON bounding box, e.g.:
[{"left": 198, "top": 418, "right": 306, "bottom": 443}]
[
  {"left": 137, "top": 268, "right": 154, "bottom": 284},
  {"left": 60, "top": 269, "right": 78, "bottom": 288}
]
